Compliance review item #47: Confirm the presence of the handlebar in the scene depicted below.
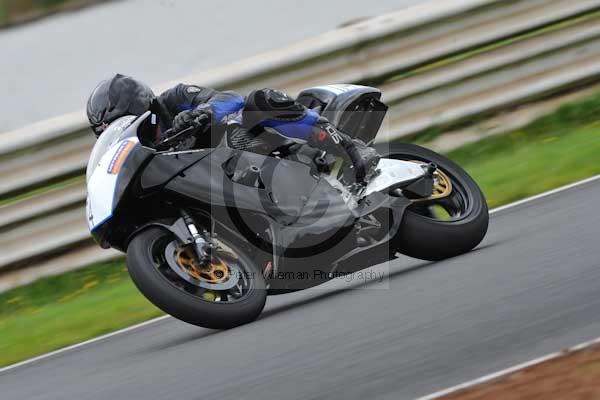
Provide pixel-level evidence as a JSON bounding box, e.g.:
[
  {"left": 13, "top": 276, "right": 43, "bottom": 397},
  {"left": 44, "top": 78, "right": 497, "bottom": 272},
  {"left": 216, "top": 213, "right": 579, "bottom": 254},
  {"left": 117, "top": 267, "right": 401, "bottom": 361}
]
[{"left": 154, "top": 114, "right": 210, "bottom": 151}]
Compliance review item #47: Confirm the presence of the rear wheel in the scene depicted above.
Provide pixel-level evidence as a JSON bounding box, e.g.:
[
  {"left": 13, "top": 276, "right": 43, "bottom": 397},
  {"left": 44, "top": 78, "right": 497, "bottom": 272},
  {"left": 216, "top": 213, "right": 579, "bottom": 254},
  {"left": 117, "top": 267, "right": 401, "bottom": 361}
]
[
  {"left": 127, "top": 227, "right": 266, "bottom": 329},
  {"left": 376, "top": 143, "right": 489, "bottom": 261}
]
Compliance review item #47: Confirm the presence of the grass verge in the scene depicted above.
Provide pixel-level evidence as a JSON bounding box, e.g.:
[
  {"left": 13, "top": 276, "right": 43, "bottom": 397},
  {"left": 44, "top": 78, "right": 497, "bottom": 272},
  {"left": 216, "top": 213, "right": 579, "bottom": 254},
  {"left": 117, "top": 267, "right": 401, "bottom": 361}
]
[
  {"left": 446, "top": 89, "right": 600, "bottom": 208},
  {"left": 0, "top": 260, "right": 162, "bottom": 367},
  {"left": 2, "top": 89, "right": 600, "bottom": 367},
  {"left": 0, "top": 0, "right": 105, "bottom": 29},
  {"left": 0, "top": 2, "right": 5, "bottom": 26}
]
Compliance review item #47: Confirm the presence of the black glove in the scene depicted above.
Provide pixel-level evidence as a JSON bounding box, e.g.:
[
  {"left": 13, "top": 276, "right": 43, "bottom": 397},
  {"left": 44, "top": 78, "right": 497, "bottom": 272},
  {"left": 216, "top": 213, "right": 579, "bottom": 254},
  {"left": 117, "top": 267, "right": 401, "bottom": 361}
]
[
  {"left": 172, "top": 107, "right": 211, "bottom": 135},
  {"left": 309, "top": 117, "right": 379, "bottom": 183}
]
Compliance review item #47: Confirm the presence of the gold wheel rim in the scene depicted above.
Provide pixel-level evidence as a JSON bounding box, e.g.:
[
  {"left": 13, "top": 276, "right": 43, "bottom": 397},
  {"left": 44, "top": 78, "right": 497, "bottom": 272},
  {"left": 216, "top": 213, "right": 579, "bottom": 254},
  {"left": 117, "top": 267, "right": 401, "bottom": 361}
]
[
  {"left": 410, "top": 162, "right": 453, "bottom": 203},
  {"left": 175, "top": 246, "right": 230, "bottom": 284}
]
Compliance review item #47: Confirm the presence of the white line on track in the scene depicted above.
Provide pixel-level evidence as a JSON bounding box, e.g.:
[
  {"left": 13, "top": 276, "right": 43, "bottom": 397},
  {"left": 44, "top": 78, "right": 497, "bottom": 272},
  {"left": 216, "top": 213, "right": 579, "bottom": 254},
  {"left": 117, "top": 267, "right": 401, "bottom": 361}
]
[
  {"left": 1, "top": 174, "right": 600, "bottom": 375},
  {"left": 414, "top": 336, "right": 600, "bottom": 400},
  {"left": 489, "top": 173, "right": 600, "bottom": 215},
  {"left": 0, "top": 316, "right": 170, "bottom": 374}
]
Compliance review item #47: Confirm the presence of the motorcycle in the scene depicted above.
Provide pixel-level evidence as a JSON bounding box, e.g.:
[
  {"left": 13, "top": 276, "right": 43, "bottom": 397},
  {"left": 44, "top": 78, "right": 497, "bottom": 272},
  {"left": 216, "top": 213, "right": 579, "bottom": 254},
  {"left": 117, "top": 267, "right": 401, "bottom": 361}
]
[{"left": 86, "top": 84, "right": 488, "bottom": 329}]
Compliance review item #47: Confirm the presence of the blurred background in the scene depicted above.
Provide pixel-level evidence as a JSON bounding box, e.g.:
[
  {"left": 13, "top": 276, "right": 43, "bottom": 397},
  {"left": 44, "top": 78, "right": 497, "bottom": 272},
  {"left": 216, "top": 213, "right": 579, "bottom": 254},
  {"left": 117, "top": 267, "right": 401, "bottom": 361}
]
[
  {"left": 1, "top": 1, "right": 600, "bottom": 399},
  {"left": 0, "top": 0, "right": 418, "bottom": 130}
]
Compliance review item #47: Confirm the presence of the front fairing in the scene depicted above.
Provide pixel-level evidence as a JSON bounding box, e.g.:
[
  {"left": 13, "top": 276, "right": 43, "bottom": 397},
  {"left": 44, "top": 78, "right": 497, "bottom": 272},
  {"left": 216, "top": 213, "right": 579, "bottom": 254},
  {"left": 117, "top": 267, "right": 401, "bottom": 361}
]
[
  {"left": 86, "top": 113, "right": 153, "bottom": 245},
  {"left": 164, "top": 147, "right": 324, "bottom": 224}
]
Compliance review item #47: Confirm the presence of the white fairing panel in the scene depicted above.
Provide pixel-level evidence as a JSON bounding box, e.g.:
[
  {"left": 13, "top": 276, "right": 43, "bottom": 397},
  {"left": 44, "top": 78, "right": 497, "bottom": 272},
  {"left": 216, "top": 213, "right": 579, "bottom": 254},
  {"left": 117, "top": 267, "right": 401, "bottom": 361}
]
[
  {"left": 85, "top": 115, "right": 143, "bottom": 232},
  {"left": 86, "top": 116, "right": 137, "bottom": 182},
  {"left": 363, "top": 158, "right": 425, "bottom": 196},
  {"left": 311, "top": 84, "right": 371, "bottom": 95},
  {"left": 86, "top": 137, "right": 139, "bottom": 231}
]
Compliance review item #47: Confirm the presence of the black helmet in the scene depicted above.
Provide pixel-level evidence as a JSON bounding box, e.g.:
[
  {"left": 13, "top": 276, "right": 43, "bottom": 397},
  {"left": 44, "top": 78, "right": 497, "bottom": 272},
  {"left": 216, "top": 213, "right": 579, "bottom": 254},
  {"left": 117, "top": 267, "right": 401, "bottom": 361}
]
[{"left": 86, "top": 74, "right": 155, "bottom": 137}]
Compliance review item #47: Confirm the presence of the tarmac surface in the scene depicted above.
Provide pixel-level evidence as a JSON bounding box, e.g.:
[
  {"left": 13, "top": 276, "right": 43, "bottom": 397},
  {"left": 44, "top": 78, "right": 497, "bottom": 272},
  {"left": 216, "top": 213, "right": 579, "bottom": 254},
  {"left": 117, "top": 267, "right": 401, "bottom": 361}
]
[{"left": 2, "top": 177, "right": 600, "bottom": 399}]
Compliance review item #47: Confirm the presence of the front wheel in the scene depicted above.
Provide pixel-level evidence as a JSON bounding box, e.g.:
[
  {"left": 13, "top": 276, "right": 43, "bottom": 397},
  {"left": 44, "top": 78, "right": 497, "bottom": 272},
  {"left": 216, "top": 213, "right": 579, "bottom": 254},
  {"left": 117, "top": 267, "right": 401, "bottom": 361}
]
[
  {"left": 127, "top": 227, "right": 267, "bottom": 329},
  {"left": 376, "top": 143, "right": 489, "bottom": 261}
]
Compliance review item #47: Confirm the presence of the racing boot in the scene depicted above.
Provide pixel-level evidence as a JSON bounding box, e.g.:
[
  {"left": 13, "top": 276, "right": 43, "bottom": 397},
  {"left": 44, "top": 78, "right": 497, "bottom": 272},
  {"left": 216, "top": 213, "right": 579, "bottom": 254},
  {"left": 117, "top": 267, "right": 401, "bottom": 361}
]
[{"left": 309, "top": 116, "right": 380, "bottom": 183}]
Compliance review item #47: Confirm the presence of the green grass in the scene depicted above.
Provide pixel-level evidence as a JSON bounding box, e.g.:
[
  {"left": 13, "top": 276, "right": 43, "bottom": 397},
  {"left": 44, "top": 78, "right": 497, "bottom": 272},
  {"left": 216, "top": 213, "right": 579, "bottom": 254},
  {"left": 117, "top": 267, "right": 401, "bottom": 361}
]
[
  {"left": 0, "top": 260, "right": 162, "bottom": 367},
  {"left": 0, "top": 0, "right": 102, "bottom": 27},
  {"left": 2, "top": 89, "right": 600, "bottom": 367},
  {"left": 0, "top": 2, "right": 6, "bottom": 26},
  {"left": 446, "top": 90, "right": 600, "bottom": 208},
  {"left": 449, "top": 121, "right": 600, "bottom": 208}
]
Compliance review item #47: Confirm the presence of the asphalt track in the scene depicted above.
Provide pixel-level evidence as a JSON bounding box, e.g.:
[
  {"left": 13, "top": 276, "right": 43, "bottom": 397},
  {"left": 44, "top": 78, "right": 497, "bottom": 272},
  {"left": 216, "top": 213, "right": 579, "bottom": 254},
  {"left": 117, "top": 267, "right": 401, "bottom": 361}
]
[
  {"left": 2, "top": 177, "right": 600, "bottom": 400},
  {"left": 0, "top": 0, "right": 420, "bottom": 132}
]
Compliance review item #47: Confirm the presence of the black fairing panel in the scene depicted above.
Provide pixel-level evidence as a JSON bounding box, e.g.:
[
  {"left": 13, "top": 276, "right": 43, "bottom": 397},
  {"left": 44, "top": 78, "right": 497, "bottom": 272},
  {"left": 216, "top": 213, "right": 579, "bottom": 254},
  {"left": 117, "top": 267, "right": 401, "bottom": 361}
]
[
  {"left": 164, "top": 148, "right": 321, "bottom": 225},
  {"left": 164, "top": 148, "right": 360, "bottom": 291},
  {"left": 140, "top": 150, "right": 213, "bottom": 190}
]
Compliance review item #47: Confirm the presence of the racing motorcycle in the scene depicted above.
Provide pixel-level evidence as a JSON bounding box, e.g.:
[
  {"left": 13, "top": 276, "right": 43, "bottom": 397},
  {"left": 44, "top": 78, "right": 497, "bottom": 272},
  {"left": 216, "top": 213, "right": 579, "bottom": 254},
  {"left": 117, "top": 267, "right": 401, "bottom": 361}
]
[{"left": 86, "top": 84, "right": 488, "bottom": 329}]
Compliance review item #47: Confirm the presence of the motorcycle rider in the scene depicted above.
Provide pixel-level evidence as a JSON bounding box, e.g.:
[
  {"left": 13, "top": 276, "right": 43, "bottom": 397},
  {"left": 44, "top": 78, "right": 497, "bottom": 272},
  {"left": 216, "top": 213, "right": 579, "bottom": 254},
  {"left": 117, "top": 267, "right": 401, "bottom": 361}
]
[{"left": 86, "top": 74, "right": 379, "bottom": 182}]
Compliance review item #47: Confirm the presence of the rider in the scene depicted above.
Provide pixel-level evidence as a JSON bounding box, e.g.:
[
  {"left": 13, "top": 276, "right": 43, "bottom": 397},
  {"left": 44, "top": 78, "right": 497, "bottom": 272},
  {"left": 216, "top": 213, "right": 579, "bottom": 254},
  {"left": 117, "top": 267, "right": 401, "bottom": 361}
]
[{"left": 86, "top": 74, "right": 379, "bottom": 182}]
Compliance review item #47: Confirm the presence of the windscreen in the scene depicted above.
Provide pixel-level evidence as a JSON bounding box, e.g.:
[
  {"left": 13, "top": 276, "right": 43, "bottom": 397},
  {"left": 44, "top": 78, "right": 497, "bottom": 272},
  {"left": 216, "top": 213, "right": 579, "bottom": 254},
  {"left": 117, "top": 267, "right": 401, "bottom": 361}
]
[{"left": 86, "top": 115, "right": 138, "bottom": 182}]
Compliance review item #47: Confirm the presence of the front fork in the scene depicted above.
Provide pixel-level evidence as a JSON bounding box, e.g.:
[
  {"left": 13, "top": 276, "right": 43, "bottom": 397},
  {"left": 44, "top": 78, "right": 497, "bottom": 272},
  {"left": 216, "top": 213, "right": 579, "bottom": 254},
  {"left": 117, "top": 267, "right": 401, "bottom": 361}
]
[
  {"left": 180, "top": 209, "right": 214, "bottom": 264},
  {"left": 158, "top": 210, "right": 214, "bottom": 264}
]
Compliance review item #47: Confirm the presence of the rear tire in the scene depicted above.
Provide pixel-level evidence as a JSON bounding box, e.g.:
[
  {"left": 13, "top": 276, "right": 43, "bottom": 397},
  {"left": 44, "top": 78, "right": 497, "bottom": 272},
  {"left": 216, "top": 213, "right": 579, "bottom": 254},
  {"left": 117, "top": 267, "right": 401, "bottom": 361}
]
[
  {"left": 376, "top": 143, "right": 489, "bottom": 261},
  {"left": 127, "top": 227, "right": 267, "bottom": 329}
]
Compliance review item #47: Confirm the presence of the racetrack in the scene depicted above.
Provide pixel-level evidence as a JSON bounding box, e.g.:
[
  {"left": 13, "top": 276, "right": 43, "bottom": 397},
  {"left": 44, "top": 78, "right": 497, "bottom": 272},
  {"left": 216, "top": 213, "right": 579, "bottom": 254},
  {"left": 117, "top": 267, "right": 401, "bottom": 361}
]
[{"left": 2, "top": 177, "right": 600, "bottom": 400}]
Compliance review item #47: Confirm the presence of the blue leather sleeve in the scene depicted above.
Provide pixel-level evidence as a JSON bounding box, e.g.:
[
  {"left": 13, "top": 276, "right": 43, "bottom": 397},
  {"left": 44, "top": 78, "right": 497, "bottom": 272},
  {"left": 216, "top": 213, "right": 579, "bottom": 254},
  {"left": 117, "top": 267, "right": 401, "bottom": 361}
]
[{"left": 206, "top": 91, "right": 245, "bottom": 123}]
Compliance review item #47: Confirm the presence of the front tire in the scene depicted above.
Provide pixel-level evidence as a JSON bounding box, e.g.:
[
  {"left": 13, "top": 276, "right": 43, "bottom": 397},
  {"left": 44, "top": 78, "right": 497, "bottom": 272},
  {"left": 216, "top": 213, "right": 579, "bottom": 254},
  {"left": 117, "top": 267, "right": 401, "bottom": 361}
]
[
  {"left": 376, "top": 143, "right": 489, "bottom": 261},
  {"left": 127, "top": 227, "right": 267, "bottom": 329}
]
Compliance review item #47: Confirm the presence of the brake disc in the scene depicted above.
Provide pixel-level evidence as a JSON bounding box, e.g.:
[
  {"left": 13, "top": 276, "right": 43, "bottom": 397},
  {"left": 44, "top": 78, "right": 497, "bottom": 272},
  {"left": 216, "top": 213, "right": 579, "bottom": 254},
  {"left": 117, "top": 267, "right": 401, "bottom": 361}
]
[{"left": 164, "top": 242, "right": 242, "bottom": 290}]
